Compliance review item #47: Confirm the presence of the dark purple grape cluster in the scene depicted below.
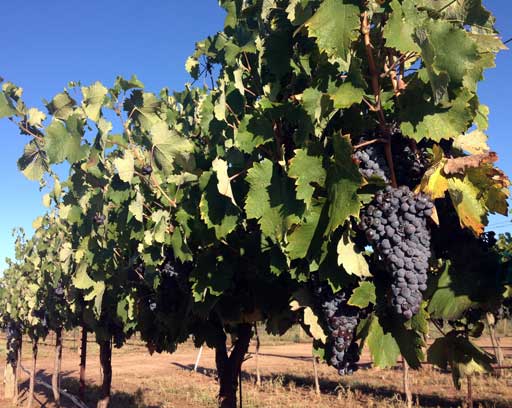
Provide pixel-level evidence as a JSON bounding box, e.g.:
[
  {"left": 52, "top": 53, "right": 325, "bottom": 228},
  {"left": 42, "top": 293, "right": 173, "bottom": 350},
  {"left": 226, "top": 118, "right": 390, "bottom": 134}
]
[
  {"left": 392, "top": 134, "right": 432, "bottom": 188},
  {"left": 160, "top": 260, "right": 178, "bottom": 278},
  {"left": 93, "top": 213, "right": 106, "bottom": 225},
  {"left": 32, "top": 308, "right": 49, "bottom": 329},
  {"left": 141, "top": 165, "right": 153, "bottom": 176},
  {"left": 360, "top": 186, "right": 433, "bottom": 319},
  {"left": 313, "top": 283, "right": 360, "bottom": 375},
  {"left": 4, "top": 318, "right": 22, "bottom": 367},
  {"left": 54, "top": 281, "right": 64, "bottom": 297},
  {"left": 353, "top": 144, "right": 390, "bottom": 182}
]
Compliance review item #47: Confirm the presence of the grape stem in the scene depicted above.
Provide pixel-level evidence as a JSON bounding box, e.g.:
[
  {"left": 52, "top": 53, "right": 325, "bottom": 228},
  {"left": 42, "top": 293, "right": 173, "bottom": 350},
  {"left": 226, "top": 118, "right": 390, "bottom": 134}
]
[
  {"left": 361, "top": 12, "right": 398, "bottom": 188},
  {"left": 353, "top": 138, "right": 388, "bottom": 150}
]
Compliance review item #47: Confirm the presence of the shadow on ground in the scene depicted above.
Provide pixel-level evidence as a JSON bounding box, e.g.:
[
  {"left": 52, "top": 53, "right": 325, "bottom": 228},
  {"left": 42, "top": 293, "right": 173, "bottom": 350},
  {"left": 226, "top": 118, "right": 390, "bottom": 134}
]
[
  {"left": 16, "top": 370, "right": 159, "bottom": 408},
  {"left": 172, "top": 362, "right": 511, "bottom": 408}
]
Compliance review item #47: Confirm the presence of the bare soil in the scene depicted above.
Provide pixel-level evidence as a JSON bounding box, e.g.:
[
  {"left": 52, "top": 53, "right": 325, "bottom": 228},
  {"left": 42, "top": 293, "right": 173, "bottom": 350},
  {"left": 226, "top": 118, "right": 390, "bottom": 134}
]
[{"left": 1, "top": 337, "right": 512, "bottom": 408}]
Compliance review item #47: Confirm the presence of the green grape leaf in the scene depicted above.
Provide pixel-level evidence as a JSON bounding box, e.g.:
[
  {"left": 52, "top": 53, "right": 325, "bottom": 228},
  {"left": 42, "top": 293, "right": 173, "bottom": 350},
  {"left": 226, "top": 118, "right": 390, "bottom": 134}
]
[
  {"left": 44, "top": 117, "right": 88, "bottom": 164},
  {"left": 428, "top": 262, "right": 476, "bottom": 320},
  {"left": 245, "top": 159, "right": 303, "bottom": 242},
  {"left": 151, "top": 121, "right": 195, "bottom": 175},
  {"left": 82, "top": 82, "right": 108, "bottom": 122},
  {"left": 235, "top": 113, "right": 274, "bottom": 154},
  {"left": 383, "top": 0, "right": 423, "bottom": 53},
  {"left": 17, "top": 140, "right": 48, "bottom": 180},
  {"left": 348, "top": 281, "right": 376, "bottom": 308},
  {"left": 288, "top": 149, "right": 326, "bottom": 209},
  {"left": 325, "top": 136, "right": 362, "bottom": 233},
  {"left": 366, "top": 315, "right": 400, "bottom": 368},
  {"left": 400, "top": 89, "right": 474, "bottom": 142},
  {"left": 304, "top": 0, "right": 360, "bottom": 66},
  {"left": 427, "top": 331, "right": 495, "bottom": 390},
  {"left": 330, "top": 82, "right": 365, "bottom": 109},
  {"left": 46, "top": 91, "right": 76, "bottom": 120},
  {"left": 286, "top": 203, "right": 322, "bottom": 260},
  {"left": 128, "top": 190, "right": 144, "bottom": 222},
  {"left": 200, "top": 172, "right": 239, "bottom": 239},
  {"left": 415, "top": 19, "right": 478, "bottom": 103},
  {"left": 114, "top": 150, "right": 135, "bottom": 183},
  {"left": 0, "top": 91, "right": 16, "bottom": 118}
]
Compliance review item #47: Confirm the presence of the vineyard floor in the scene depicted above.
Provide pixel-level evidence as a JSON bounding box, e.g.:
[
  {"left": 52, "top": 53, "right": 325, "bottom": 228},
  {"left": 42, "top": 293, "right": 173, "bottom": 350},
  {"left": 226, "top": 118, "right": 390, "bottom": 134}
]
[{"left": 1, "top": 338, "right": 512, "bottom": 408}]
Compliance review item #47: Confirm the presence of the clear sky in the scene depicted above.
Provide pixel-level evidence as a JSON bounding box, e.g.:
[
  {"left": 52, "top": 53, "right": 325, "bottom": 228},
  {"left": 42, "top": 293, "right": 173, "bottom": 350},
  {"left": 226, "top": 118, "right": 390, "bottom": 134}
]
[{"left": 0, "top": 1, "right": 511, "bottom": 270}]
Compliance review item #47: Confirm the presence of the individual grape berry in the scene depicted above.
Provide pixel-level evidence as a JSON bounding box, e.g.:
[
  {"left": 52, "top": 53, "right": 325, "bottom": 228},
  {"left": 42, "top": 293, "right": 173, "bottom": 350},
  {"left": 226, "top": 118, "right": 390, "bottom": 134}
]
[
  {"left": 93, "top": 213, "right": 106, "bottom": 225},
  {"left": 312, "top": 281, "right": 361, "bottom": 375},
  {"left": 360, "top": 186, "right": 433, "bottom": 319},
  {"left": 141, "top": 165, "right": 153, "bottom": 176}
]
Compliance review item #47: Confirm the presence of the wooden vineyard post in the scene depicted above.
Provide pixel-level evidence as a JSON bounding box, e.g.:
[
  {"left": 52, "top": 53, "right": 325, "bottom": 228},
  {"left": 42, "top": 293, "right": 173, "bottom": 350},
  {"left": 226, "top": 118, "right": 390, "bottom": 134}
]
[
  {"left": 254, "top": 323, "right": 261, "bottom": 387},
  {"left": 194, "top": 346, "right": 203, "bottom": 372},
  {"left": 402, "top": 358, "right": 412, "bottom": 408},
  {"left": 467, "top": 376, "right": 473, "bottom": 408},
  {"left": 52, "top": 328, "right": 63, "bottom": 406},
  {"left": 79, "top": 327, "right": 87, "bottom": 400},
  {"left": 15, "top": 338, "right": 22, "bottom": 404},
  {"left": 27, "top": 339, "right": 38, "bottom": 408},
  {"left": 486, "top": 313, "right": 504, "bottom": 377},
  {"left": 312, "top": 352, "right": 320, "bottom": 396}
]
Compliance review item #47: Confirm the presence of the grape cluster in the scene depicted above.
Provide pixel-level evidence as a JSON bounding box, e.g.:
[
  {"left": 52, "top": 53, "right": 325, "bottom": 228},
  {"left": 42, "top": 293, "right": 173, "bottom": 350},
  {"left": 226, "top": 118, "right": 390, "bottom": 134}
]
[
  {"left": 392, "top": 135, "right": 432, "bottom": 188},
  {"left": 360, "top": 186, "right": 433, "bottom": 319},
  {"left": 4, "top": 319, "right": 22, "bottom": 367},
  {"left": 93, "top": 213, "right": 106, "bottom": 225},
  {"left": 353, "top": 144, "right": 389, "bottom": 181},
  {"left": 160, "top": 260, "right": 178, "bottom": 278},
  {"left": 32, "top": 308, "right": 49, "bottom": 328},
  {"left": 313, "top": 282, "right": 360, "bottom": 375},
  {"left": 54, "top": 280, "right": 64, "bottom": 297},
  {"left": 141, "top": 165, "right": 153, "bottom": 176}
]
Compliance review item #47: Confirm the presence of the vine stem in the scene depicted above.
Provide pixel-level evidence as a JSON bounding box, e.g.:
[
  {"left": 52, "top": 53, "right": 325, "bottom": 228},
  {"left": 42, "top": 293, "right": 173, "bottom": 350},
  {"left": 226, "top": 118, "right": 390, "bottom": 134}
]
[
  {"left": 361, "top": 11, "right": 398, "bottom": 188},
  {"left": 353, "top": 138, "right": 388, "bottom": 150}
]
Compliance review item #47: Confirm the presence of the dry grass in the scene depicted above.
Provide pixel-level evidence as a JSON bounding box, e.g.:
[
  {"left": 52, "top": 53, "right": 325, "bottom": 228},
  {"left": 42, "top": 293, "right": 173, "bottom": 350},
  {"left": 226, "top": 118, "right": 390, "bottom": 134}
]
[{"left": 1, "top": 327, "right": 512, "bottom": 407}]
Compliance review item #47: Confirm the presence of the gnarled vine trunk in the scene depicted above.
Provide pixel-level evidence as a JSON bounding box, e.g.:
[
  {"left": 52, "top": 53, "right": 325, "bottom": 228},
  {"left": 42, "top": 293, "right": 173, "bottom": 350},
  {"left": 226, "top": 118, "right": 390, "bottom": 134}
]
[
  {"left": 52, "top": 328, "right": 63, "bottom": 406},
  {"left": 215, "top": 324, "right": 252, "bottom": 408},
  {"left": 27, "top": 339, "right": 38, "bottom": 408},
  {"left": 97, "top": 339, "right": 112, "bottom": 408},
  {"left": 79, "top": 327, "right": 87, "bottom": 400}
]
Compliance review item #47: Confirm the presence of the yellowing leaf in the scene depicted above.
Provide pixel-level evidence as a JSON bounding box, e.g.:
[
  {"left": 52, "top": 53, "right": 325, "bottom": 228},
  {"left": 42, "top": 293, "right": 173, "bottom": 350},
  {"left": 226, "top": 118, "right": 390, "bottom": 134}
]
[
  {"left": 337, "top": 232, "right": 371, "bottom": 277},
  {"left": 448, "top": 177, "right": 487, "bottom": 235},
  {"left": 32, "top": 216, "right": 43, "bottom": 230},
  {"left": 419, "top": 145, "right": 448, "bottom": 199},
  {"left": 212, "top": 158, "right": 237, "bottom": 206},
  {"left": 303, "top": 306, "right": 327, "bottom": 343},
  {"left": 454, "top": 130, "right": 489, "bottom": 155}
]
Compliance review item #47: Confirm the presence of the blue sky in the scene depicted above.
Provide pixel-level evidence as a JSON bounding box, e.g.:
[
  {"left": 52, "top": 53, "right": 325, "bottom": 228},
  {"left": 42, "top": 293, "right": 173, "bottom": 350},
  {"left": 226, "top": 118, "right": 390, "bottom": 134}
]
[{"left": 0, "top": 1, "right": 511, "bottom": 270}]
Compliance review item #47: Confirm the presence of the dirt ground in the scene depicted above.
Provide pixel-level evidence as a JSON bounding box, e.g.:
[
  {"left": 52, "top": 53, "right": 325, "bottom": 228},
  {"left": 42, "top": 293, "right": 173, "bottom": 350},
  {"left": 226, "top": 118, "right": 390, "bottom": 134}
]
[{"left": 1, "top": 337, "right": 512, "bottom": 408}]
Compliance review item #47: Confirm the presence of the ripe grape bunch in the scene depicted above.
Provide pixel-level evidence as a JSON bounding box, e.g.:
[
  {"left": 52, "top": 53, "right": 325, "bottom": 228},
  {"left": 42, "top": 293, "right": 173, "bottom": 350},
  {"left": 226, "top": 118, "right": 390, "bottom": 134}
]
[
  {"left": 391, "top": 133, "right": 432, "bottom": 188},
  {"left": 353, "top": 143, "right": 389, "bottom": 182},
  {"left": 313, "top": 282, "right": 360, "bottom": 375},
  {"left": 360, "top": 186, "right": 433, "bottom": 319},
  {"left": 4, "top": 319, "right": 22, "bottom": 367}
]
